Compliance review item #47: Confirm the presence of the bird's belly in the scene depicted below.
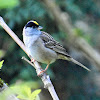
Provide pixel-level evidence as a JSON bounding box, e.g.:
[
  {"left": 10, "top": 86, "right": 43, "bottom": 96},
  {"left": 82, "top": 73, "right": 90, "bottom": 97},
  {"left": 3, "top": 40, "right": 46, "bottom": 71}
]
[{"left": 27, "top": 43, "right": 57, "bottom": 64}]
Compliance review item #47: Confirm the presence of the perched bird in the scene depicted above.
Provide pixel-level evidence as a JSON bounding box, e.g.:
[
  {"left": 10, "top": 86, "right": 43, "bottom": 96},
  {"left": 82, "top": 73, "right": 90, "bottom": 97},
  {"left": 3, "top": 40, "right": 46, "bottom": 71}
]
[{"left": 23, "top": 20, "right": 90, "bottom": 74}]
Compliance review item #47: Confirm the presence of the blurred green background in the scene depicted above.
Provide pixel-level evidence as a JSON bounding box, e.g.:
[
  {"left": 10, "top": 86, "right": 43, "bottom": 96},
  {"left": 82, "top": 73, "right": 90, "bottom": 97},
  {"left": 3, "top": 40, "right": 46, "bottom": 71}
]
[{"left": 0, "top": 0, "right": 100, "bottom": 100}]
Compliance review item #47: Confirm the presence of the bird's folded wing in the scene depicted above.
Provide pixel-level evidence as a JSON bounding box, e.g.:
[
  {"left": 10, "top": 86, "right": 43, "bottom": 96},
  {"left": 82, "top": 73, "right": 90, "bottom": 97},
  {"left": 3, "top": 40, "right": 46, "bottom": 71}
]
[
  {"left": 40, "top": 31, "right": 90, "bottom": 71},
  {"left": 40, "top": 31, "right": 71, "bottom": 57}
]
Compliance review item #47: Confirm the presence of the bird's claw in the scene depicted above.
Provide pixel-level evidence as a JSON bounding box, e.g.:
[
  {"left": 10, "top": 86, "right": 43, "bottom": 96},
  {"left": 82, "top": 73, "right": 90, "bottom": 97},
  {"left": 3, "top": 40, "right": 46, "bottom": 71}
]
[
  {"left": 38, "top": 70, "right": 46, "bottom": 76},
  {"left": 31, "top": 58, "right": 36, "bottom": 63}
]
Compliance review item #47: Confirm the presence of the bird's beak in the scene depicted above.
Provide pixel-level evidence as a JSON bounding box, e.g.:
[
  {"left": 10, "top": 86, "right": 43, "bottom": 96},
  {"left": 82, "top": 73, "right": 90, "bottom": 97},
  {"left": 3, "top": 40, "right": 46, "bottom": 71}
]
[{"left": 38, "top": 26, "right": 43, "bottom": 30}]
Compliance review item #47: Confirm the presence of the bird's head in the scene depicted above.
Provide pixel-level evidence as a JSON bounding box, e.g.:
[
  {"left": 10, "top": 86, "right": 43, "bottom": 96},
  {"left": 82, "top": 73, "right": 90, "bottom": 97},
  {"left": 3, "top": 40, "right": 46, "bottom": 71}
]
[{"left": 25, "top": 20, "right": 43, "bottom": 30}]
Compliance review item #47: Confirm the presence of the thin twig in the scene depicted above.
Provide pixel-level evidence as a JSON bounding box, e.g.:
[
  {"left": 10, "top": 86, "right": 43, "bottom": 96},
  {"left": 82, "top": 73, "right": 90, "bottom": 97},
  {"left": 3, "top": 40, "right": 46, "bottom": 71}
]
[{"left": 21, "top": 57, "right": 35, "bottom": 67}]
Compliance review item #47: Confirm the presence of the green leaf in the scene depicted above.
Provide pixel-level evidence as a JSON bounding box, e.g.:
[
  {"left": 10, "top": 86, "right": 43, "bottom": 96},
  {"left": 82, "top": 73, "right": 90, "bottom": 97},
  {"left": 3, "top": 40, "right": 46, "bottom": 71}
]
[
  {"left": 11, "top": 84, "right": 41, "bottom": 100},
  {"left": 0, "top": 60, "right": 4, "bottom": 69},
  {"left": 0, "top": 78, "right": 4, "bottom": 87},
  {"left": 15, "top": 86, "right": 31, "bottom": 100},
  {"left": 30, "top": 89, "right": 41, "bottom": 100},
  {"left": 17, "top": 94, "right": 28, "bottom": 100},
  {"left": 24, "top": 86, "right": 31, "bottom": 97},
  {"left": 0, "top": 0, "right": 19, "bottom": 9}
]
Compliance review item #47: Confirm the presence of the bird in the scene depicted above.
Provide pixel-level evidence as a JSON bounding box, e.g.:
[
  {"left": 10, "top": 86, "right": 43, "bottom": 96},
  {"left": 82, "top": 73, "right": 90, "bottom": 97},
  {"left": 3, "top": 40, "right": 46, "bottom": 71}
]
[{"left": 23, "top": 20, "right": 91, "bottom": 75}]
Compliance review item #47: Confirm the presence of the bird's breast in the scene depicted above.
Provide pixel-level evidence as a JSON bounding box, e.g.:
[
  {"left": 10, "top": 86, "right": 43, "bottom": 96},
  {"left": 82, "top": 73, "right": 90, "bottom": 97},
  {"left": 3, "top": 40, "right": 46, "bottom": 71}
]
[{"left": 27, "top": 38, "right": 58, "bottom": 64}]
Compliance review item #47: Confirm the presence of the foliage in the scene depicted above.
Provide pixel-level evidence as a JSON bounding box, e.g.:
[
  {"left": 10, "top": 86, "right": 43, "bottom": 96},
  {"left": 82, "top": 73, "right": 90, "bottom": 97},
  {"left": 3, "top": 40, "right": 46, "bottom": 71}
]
[
  {"left": 0, "top": 60, "right": 4, "bottom": 87},
  {"left": 0, "top": 78, "right": 4, "bottom": 87},
  {"left": 0, "top": 0, "right": 19, "bottom": 9},
  {"left": 11, "top": 85, "right": 41, "bottom": 100},
  {"left": 0, "top": 83, "right": 41, "bottom": 100},
  {"left": 0, "top": 60, "right": 4, "bottom": 69},
  {"left": 73, "top": 28, "right": 92, "bottom": 44}
]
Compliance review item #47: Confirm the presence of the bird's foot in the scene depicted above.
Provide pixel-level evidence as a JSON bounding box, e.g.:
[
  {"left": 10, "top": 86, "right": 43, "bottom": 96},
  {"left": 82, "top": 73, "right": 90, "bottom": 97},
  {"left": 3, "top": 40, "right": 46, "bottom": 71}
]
[
  {"left": 28, "top": 54, "right": 36, "bottom": 63},
  {"left": 38, "top": 64, "right": 50, "bottom": 76},
  {"left": 38, "top": 69, "right": 46, "bottom": 76},
  {"left": 31, "top": 58, "right": 36, "bottom": 63}
]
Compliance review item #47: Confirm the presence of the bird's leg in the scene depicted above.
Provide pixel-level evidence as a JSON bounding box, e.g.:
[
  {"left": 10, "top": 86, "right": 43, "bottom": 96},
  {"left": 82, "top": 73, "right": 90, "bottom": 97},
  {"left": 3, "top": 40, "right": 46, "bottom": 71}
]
[
  {"left": 44, "top": 63, "right": 50, "bottom": 72},
  {"left": 38, "top": 63, "right": 50, "bottom": 76}
]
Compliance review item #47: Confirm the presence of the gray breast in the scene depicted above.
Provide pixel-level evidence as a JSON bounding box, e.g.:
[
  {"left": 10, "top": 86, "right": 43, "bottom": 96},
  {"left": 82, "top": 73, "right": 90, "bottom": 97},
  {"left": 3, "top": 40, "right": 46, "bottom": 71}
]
[{"left": 27, "top": 38, "right": 58, "bottom": 64}]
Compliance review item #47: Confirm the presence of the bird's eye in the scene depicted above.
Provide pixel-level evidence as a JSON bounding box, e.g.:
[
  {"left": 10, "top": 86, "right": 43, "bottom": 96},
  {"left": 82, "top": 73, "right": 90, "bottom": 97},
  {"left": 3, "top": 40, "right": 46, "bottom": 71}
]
[{"left": 32, "top": 25, "right": 38, "bottom": 28}]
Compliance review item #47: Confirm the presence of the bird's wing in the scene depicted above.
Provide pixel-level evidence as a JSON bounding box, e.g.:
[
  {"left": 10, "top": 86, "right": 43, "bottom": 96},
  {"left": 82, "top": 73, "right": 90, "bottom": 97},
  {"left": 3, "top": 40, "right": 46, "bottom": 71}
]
[
  {"left": 40, "top": 31, "right": 91, "bottom": 71},
  {"left": 40, "top": 31, "right": 71, "bottom": 58}
]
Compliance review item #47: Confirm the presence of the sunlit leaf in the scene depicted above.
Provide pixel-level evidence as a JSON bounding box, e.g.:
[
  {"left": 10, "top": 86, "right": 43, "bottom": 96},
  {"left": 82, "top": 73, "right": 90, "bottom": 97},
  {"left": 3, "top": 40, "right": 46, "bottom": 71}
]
[
  {"left": 0, "top": 78, "right": 4, "bottom": 87},
  {"left": 24, "top": 86, "right": 31, "bottom": 97},
  {"left": 0, "top": 60, "right": 4, "bottom": 69},
  {"left": 0, "top": 0, "right": 19, "bottom": 9},
  {"left": 30, "top": 89, "right": 41, "bottom": 100},
  {"left": 17, "top": 94, "right": 27, "bottom": 100}
]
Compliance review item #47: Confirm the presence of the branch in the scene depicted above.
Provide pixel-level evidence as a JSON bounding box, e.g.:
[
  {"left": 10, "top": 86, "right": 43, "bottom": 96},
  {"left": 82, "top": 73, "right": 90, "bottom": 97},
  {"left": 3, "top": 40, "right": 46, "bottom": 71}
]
[
  {"left": 0, "top": 16, "right": 59, "bottom": 100},
  {"left": 39, "top": 0, "right": 100, "bottom": 69}
]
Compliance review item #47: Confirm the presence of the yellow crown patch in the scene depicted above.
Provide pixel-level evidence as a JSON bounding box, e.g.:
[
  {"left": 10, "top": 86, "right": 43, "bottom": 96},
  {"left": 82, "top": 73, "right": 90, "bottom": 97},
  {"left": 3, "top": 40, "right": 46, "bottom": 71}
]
[{"left": 32, "top": 21, "right": 39, "bottom": 25}]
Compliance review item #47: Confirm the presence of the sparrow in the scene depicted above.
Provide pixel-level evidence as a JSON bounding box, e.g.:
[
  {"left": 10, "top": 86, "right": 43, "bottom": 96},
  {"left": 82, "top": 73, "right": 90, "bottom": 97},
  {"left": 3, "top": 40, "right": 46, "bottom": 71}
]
[{"left": 23, "top": 20, "right": 90, "bottom": 74}]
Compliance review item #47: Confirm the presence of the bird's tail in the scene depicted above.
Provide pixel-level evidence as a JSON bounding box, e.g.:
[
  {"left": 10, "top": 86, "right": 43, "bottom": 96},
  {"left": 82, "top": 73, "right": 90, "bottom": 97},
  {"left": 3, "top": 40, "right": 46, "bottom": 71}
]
[{"left": 68, "top": 57, "right": 91, "bottom": 71}]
